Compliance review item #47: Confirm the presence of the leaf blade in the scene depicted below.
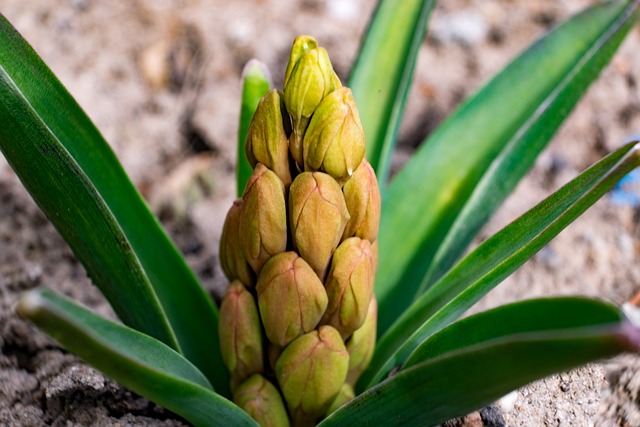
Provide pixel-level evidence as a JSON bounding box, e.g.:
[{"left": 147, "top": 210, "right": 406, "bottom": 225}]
[
  {"left": 375, "top": 0, "right": 640, "bottom": 333},
  {"left": 322, "top": 299, "right": 638, "bottom": 427},
  {"left": 16, "top": 289, "right": 258, "bottom": 427},
  {"left": 359, "top": 140, "right": 640, "bottom": 390},
  {"left": 403, "top": 297, "right": 624, "bottom": 367},
  {"left": 0, "top": 16, "right": 227, "bottom": 392},
  {"left": 348, "top": 0, "right": 435, "bottom": 185},
  {"left": 237, "top": 60, "right": 271, "bottom": 197}
]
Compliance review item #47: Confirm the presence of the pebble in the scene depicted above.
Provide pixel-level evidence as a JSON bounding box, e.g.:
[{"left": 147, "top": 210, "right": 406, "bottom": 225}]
[
  {"left": 430, "top": 10, "right": 489, "bottom": 46},
  {"left": 327, "top": 0, "right": 359, "bottom": 22},
  {"left": 497, "top": 390, "right": 518, "bottom": 413}
]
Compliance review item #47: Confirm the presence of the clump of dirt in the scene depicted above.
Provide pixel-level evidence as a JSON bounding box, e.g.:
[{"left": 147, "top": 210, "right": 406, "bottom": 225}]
[{"left": 2, "top": 0, "right": 640, "bottom": 425}]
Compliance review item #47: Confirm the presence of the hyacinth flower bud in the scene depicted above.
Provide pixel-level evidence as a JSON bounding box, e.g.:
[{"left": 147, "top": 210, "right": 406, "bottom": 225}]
[
  {"left": 325, "top": 383, "right": 355, "bottom": 416},
  {"left": 346, "top": 297, "right": 377, "bottom": 386},
  {"left": 283, "top": 35, "right": 316, "bottom": 87},
  {"left": 219, "top": 280, "right": 264, "bottom": 384},
  {"left": 245, "top": 89, "right": 292, "bottom": 187},
  {"left": 220, "top": 199, "right": 255, "bottom": 287},
  {"left": 256, "top": 252, "right": 328, "bottom": 347},
  {"left": 342, "top": 159, "right": 381, "bottom": 242},
  {"left": 283, "top": 36, "right": 341, "bottom": 166},
  {"left": 275, "top": 326, "right": 349, "bottom": 426},
  {"left": 303, "top": 87, "right": 366, "bottom": 185},
  {"left": 234, "top": 374, "right": 291, "bottom": 427},
  {"left": 321, "top": 237, "right": 375, "bottom": 339},
  {"left": 289, "top": 172, "right": 349, "bottom": 279},
  {"left": 240, "top": 163, "right": 287, "bottom": 275}
]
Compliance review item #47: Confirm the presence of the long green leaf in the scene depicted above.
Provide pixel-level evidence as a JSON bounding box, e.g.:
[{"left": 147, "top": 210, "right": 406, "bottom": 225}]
[
  {"left": 359, "top": 140, "right": 640, "bottom": 390},
  {"left": 403, "top": 297, "right": 624, "bottom": 366},
  {"left": 322, "top": 299, "right": 639, "bottom": 427},
  {"left": 0, "top": 16, "right": 227, "bottom": 393},
  {"left": 376, "top": 0, "right": 640, "bottom": 334},
  {"left": 348, "top": 0, "right": 435, "bottom": 185},
  {"left": 16, "top": 289, "right": 257, "bottom": 427},
  {"left": 237, "top": 60, "right": 271, "bottom": 197}
]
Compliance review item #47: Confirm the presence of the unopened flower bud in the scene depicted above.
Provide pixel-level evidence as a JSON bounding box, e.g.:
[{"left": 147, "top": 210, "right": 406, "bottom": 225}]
[
  {"left": 283, "top": 36, "right": 341, "bottom": 166},
  {"left": 240, "top": 164, "right": 287, "bottom": 274},
  {"left": 325, "top": 383, "right": 355, "bottom": 416},
  {"left": 220, "top": 200, "right": 255, "bottom": 287},
  {"left": 245, "top": 89, "right": 292, "bottom": 187},
  {"left": 289, "top": 172, "right": 349, "bottom": 279},
  {"left": 346, "top": 297, "right": 377, "bottom": 386},
  {"left": 322, "top": 237, "right": 375, "bottom": 339},
  {"left": 234, "top": 374, "right": 290, "bottom": 427},
  {"left": 342, "top": 160, "right": 381, "bottom": 242},
  {"left": 303, "top": 87, "right": 365, "bottom": 184},
  {"left": 219, "top": 280, "right": 264, "bottom": 383},
  {"left": 283, "top": 36, "right": 317, "bottom": 88},
  {"left": 276, "top": 326, "right": 349, "bottom": 426},
  {"left": 256, "top": 252, "right": 328, "bottom": 347}
]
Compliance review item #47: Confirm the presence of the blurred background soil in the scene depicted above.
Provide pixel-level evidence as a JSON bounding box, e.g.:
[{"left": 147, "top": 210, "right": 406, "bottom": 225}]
[{"left": 1, "top": 0, "right": 640, "bottom": 425}]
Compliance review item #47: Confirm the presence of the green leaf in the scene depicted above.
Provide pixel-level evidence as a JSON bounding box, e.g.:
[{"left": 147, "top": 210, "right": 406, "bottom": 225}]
[
  {"left": 403, "top": 297, "right": 625, "bottom": 367},
  {"left": 0, "top": 16, "right": 228, "bottom": 394},
  {"left": 237, "top": 60, "right": 271, "bottom": 197},
  {"left": 322, "top": 298, "right": 639, "bottom": 427},
  {"left": 348, "top": 0, "right": 435, "bottom": 185},
  {"left": 16, "top": 289, "right": 258, "bottom": 427},
  {"left": 359, "top": 140, "right": 640, "bottom": 390},
  {"left": 375, "top": 0, "right": 640, "bottom": 334}
]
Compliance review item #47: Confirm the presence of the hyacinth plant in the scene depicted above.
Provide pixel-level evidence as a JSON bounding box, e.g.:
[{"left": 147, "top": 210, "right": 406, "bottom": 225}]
[{"left": 2, "top": 1, "right": 640, "bottom": 426}]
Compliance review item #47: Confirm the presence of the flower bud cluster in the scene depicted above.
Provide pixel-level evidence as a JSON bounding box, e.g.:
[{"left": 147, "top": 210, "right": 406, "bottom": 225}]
[{"left": 219, "top": 35, "right": 381, "bottom": 427}]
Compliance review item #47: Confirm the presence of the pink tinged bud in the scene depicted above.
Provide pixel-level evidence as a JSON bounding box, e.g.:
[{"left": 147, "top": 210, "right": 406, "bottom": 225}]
[
  {"left": 240, "top": 164, "right": 288, "bottom": 275},
  {"left": 346, "top": 297, "right": 377, "bottom": 386},
  {"left": 342, "top": 160, "right": 381, "bottom": 242},
  {"left": 245, "top": 89, "right": 292, "bottom": 188},
  {"left": 302, "top": 87, "right": 365, "bottom": 185},
  {"left": 219, "top": 280, "right": 264, "bottom": 383},
  {"left": 322, "top": 237, "right": 375, "bottom": 339},
  {"left": 234, "top": 374, "right": 291, "bottom": 427},
  {"left": 275, "top": 326, "right": 349, "bottom": 426},
  {"left": 256, "top": 252, "right": 328, "bottom": 347},
  {"left": 220, "top": 199, "right": 255, "bottom": 287},
  {"left": 289, "top": 172, "right": 350, "bottom": 279},
  {"left": 325, "top": 383, "right": 355, "bottom": 417}
]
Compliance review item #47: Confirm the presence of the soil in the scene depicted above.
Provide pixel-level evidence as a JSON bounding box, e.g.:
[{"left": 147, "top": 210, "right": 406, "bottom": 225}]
[{"left": 1, "top": 0, "right": 640, "bottom": 425}]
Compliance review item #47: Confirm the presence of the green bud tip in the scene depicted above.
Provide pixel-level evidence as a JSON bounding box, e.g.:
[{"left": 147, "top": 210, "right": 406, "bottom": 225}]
[
  {"left": 322, "top": 237, "right": 376, "bottom": 339},
  {"left": 283, "top": 35, "right": 341, "bottom": 166},
  {"left": 234, "top": 374, "right": 291, "bottom": 427},
  {"left": 302, "top": 87, "right": 366, "bottom": 184},
  {"left": 346, "top": 296, "right": 377, "bottom": 386},
  {"left": 220, "top": 199, "right": 255, "bottom": 287},
  {"left": 289, "top": 171, "right": 350, "bottom": 280},
  {"left": 276, "top": 325, "right": 349, "bottom": 426},
  {"left": 245, "top": 89, "right": 292, "bottom": 187},
  {"left": 219, "top": 280, "right": 264, "bottom": 383},
  {"left": 342, "top": 159, "right": 381, "bottom": 242},
  {"left": 256, "top": 252, "right": 328, "bottom": 347},
  {"left": 240, "top": 163, "right": 288, "bottom": 274}
]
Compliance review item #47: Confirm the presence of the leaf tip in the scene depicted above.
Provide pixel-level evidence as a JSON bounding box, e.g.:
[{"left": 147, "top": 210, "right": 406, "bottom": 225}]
[
  {"left": 242, "top": 59, "right": 272, "bottom": 86},
  {"left": 15, "top": 289, "right": 46, "bottom": 320}
]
